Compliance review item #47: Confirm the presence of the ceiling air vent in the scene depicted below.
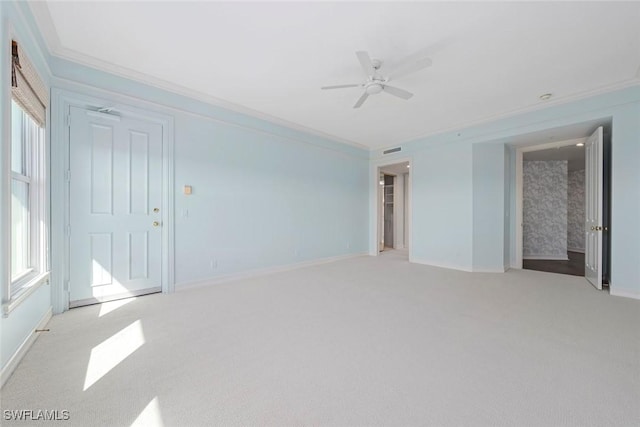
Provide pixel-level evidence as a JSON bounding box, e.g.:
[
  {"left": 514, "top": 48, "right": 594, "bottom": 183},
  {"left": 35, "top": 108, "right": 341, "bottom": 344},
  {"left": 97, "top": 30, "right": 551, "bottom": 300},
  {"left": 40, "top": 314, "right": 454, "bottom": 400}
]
[{"left": 383, "top": 147, "right": 402, "bottom": 154}]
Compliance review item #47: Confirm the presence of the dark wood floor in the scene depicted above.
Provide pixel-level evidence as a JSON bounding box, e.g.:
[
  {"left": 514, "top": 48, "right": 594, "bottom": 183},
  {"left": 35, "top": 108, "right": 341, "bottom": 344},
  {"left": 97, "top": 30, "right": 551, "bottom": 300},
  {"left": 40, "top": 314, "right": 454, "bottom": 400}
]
[{"left": 523, "top": 251, "right": 585, "bottom": 276}]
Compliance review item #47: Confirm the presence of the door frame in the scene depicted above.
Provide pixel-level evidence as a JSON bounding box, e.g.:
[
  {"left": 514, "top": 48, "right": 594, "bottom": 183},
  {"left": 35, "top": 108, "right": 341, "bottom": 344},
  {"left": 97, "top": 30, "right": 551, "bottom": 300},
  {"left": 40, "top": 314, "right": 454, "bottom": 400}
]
[
  {"left": 50, "top": 88, "right": 175, "bottom": 314},
  {"left": 369, "top": 157, "right": 412, "bottom": 259},
  {"left": 514, "top": 137, "right": 586, "bottom": 269}
]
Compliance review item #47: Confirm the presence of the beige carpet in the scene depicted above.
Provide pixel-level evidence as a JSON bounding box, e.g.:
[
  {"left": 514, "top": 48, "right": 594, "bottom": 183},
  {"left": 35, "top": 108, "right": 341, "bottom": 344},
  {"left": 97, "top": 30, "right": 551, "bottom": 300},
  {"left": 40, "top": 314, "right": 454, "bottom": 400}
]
[{"left": 2, "top": 250, "right": 639, "bottom": 426}]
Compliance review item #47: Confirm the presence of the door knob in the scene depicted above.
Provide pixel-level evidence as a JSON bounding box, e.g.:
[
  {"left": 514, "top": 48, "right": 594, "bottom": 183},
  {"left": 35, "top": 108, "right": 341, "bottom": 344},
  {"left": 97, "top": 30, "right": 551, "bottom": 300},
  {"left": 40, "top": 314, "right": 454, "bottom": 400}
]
[
  {"left": 153, "top": 221, "right": 160, "bottom": 227},
  {"left": 153, "top": 207, "right": 160, "bottom": 213}
]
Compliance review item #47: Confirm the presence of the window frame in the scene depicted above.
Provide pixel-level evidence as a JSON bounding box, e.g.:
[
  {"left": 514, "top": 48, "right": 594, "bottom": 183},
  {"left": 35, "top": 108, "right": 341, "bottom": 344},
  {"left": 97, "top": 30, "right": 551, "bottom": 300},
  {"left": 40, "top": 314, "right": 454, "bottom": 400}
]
[
  {"left": 8, "top": 100, "right": 48, "bottom": 301},
  {"left": 2, "top": 35, "right": 50, "bottom": 316}
]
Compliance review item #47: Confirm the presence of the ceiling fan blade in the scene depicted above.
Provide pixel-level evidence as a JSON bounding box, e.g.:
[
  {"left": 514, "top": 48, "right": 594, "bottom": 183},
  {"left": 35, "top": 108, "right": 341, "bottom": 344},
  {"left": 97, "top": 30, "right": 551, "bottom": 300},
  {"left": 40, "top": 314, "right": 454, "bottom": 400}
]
[
  {"left": 383, "top": 85, "right": 413, "bottom": 100},
  {"left": 321, "top": 84, "right": 361, "bottom": 90},
  {"left": 356, "top": 51, "right": 376, "bottom": 76},
  {"left": 388, "top": 51, "right": 433, "bottom": 80},
  {"left": 353, "top": 92, "right": 369, "bottom": 108}
]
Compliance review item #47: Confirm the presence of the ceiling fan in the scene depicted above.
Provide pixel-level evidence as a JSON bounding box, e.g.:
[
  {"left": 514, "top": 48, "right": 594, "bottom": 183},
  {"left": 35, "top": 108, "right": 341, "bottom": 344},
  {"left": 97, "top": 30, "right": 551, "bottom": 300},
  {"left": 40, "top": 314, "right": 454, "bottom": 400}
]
[{"left": 321, "top": 50, "right": 433, "bottom": 108}]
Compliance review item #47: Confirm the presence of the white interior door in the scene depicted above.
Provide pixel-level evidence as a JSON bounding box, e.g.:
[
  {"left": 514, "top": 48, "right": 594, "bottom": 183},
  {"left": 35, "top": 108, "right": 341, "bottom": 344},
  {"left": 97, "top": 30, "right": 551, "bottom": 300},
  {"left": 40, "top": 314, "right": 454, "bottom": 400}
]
[
  {"left": 585, "top": 126, "right": 603, "bottom": 289},
  {"left": 69, "top": 107, "right": 164, "bottom": 306}
]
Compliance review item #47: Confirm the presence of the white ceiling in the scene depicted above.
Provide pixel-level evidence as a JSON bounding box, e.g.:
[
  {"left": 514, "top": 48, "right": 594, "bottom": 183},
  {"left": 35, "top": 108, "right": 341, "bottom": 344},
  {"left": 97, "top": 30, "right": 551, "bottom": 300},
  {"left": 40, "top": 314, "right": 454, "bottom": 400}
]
[{"left": 31, "top": 1, "right": 640, "bottom": 150}]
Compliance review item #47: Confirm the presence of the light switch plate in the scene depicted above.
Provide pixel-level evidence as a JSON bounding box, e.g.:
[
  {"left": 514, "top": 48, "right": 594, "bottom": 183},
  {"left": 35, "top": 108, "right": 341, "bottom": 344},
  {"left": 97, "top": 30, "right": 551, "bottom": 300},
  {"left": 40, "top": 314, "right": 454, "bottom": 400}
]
[{"left": 184, "top": 185, "right": 192, "bottom": 195}]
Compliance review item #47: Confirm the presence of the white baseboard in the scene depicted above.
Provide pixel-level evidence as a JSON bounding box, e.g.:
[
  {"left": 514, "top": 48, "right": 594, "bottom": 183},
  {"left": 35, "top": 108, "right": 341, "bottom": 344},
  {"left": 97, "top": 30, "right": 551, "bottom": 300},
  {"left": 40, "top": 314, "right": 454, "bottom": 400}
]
[
  {"left": 567, "top": 248, "right": 585, "bottom": 253},
  {"left": 472, "top": 266, "right": 507, "bottom": 273},
  {"left": 609, "top": 287, "right": 640, "bottom": 300},
  {"left": 1, "top": 307, "right": 53, "bottom": 389},
  {"left": 409, "top": 257, "right": 473, "bottom": 272},
  {"left": 177, "top": 252, "right": 368, "bottom": 290},
  {"left": 523, "top": 255, "right": 569, "bottom": 260}
]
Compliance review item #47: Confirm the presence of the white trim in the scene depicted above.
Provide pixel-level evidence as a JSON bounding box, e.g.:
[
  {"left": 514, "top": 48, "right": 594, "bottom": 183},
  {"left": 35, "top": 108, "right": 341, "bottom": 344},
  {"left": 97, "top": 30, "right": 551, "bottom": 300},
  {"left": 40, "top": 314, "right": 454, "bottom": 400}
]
[
  {"left": 26, "top": 0, "right": 640, "bottom": 151},
  {"left": 69, "top": 287, "right": 161, "bottom": 309},
  {"left": 26, "top": 2, "right": 365, "bottom": 151},
  {"left": 514, "top": 137, "right": 590, "bottom": 269},
  {"left": 514, "top": 148, "right": 523, "bottom": 269},
  {"left": 3, "top": 25, "right": 51, "bottom": 313},
  {"left": 52, "top": 76, "right": 367, "bottom": 159},
  {"left": 409, "top": 257, "right": 473, "bottom": 273},
  {"left": 13, "top": 2, "right": 53, "bottom": 78},
  {"left": 568, "top": 248, "right": 585, "bottom": 254},
  {"left": 523, "top": 255, "right": 570, "bottom": 261},
  {"left": 472, "top": 267, "right": 507, "bottom": 273},
  {"left": 2, "top": 272, "right": 49, "bottom": 316},
  {"left": 24, "top": 2, "right": 60, "bottom": 61},
  {"left": 177, "top": 253, "right": 368, "bottom": 290},
  {"left": 0, "top": 307, "right": 52, "bottom": 389},
  {"left": 1, "top": 15, "right": 11, "bottom": 311},
  {"left": 609, "top": 287, "right": 640, "bottom": 300},
  {"left": 382, "top": 79, "right": 640, "bottom": 149},
  {"left": 50, "top": 88, "right": 175, "bottom": 314}
]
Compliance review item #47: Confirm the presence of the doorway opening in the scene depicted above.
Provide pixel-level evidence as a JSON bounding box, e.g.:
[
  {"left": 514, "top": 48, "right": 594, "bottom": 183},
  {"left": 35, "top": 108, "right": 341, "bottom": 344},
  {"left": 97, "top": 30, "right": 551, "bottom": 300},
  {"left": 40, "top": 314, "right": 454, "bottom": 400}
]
[
  {"left": 521, "top": 141, "right": 586, "bottom": 277},
  {"left": 511, "top": 120, "right": 611, "bottom": 289},
  {"left": 377, "top": 161, "right": 410, "bottom": 259}
]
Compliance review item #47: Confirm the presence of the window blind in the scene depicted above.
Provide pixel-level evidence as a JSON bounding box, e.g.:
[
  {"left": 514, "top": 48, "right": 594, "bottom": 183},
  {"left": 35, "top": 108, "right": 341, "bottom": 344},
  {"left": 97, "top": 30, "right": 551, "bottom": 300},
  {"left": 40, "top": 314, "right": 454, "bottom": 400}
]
[{"left": 11, "top": 40, "right": 48, "bottom": 127}]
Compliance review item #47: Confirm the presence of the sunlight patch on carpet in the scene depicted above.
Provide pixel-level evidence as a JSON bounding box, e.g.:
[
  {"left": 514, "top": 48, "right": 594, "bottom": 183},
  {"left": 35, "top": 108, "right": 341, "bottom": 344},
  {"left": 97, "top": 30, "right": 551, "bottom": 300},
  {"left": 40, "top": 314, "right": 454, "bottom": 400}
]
[
  {"left": 98, "top": 297, "right": 136, "bottom": 317},
  {"left": 84, "top": 320, "right": 145, "bottom": 391},
  {"left": 131, "top": 396, "right": 164, "bottom": 427}
]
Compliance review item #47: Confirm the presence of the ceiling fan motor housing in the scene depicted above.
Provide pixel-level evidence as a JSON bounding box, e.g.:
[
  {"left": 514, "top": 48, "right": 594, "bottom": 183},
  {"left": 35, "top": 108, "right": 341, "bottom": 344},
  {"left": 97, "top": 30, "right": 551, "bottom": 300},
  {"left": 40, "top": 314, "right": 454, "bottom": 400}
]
[{"left": 366, "top": 83, "right": 384, "bottom": 95}]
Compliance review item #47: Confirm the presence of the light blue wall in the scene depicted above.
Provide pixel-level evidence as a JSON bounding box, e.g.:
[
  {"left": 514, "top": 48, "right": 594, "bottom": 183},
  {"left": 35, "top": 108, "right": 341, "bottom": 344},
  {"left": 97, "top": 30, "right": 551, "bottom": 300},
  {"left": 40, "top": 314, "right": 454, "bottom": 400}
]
[
  {"left": 49, "top": 69, "right": 369, "bottom": 288},
  {"left": 0, "top": 1, "right": 53, "bottom": 373},
  {"left": 410, "top": 141, "right": 473, "bottom": 270},
  {"left": 610, "top": 103, "right": 640, "bottom": 295},
  {"left": 49, "top": 37, "right": 370, "bottom": 289},
  {"left": 174, "top": 114, "right": 368, "bottom": 284},
  {"left": 372, "top": 86, "right": 640, "bottom": 295},
  {"left": 472, "top": 143, "right": 505, "bottom": 271}
]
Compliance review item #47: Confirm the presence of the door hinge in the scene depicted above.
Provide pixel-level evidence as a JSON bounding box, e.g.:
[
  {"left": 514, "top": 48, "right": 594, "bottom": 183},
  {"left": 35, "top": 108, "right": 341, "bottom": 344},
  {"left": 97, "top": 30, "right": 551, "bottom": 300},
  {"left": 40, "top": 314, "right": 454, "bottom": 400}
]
[
  {"left": 65, "top": 170, "right": 71, "bottom": 182},
  {"left": 65, "top": 224, "right": 71, "bottom": 236},
  {"left": 66, "top": 114, "right": 71, "bottom": 127},
  {"left": 65, "top": 281, "right": 70, "bottom": 291}
]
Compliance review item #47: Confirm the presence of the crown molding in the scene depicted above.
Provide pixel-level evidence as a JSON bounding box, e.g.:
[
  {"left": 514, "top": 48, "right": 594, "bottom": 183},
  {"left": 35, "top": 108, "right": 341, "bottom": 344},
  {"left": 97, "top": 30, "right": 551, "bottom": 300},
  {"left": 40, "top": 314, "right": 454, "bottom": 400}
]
[
  {"left": 386, "top": 78, "right": 640, "bottom": 149},
  {"left": 27, "top": 2, "right": 640, "bottom": 153},
  {"left": 26, "top": 2, "right": 368, "bottom": 151},
  {"left": 25, "top": 1, "right": 58, "bottom": 55}
]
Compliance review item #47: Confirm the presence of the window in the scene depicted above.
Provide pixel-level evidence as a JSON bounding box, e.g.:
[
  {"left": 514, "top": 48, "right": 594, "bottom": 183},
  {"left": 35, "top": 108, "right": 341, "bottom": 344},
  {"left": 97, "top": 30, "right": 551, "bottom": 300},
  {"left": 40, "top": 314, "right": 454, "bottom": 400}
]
[
  {"left": 11, "top": 100, "right": 45, "bottom": 290},
  {"left": 4, "top": 39, "right": 49, "bottom": 310}
]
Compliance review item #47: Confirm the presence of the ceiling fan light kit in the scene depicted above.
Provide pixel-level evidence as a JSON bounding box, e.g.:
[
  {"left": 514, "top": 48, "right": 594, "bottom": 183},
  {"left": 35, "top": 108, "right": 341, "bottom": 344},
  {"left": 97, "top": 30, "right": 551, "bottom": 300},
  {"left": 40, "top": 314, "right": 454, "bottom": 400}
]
[
  {"left": 365, "top": 83, "right": 384, "bottom": 95},
  {"left": 321, "top": 50, "right": 433, "bottom": 108}
]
